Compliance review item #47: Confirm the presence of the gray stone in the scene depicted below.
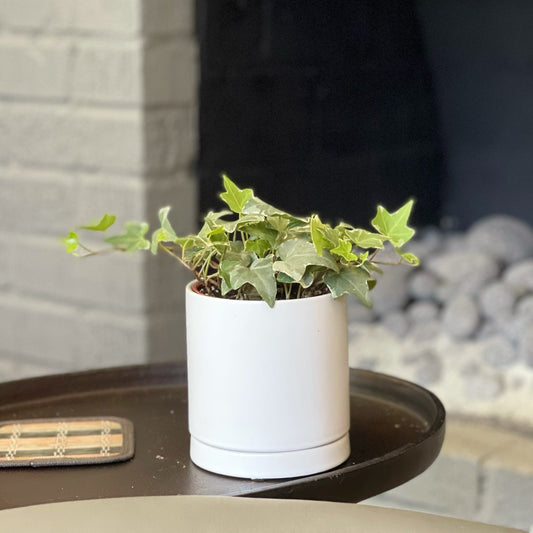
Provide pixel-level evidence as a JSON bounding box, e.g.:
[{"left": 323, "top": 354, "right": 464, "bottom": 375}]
[
  {"left": 355, "top": 357, "right": 379, "bottom": 371},
  {"left": 479, "top": 281, "right": 516, "bottom": 320},
  {"left": 403, "top": 227, "right": 442, "bottom": 260},
  {"left": 443, "top": 232, "right": 467, "bottom": 252},
  {"left": 476, "top": 320, "right": 500, "bottom": 340},
  {"left": 426, "top": 250, "right": 499, "bottom": 294},
  {"left": 482, "top": 336, "right": 518, "bottom": 368},
  {"left": 500, "top": 314, "right": 533, "bottom": 345},
  {"left": 409, "top": 320, "right": 442, "bottom": 342},
  {"left": 465, "top": 370, "right": 504, "bottom": 400},
  {"left": 408, "top": 270, "right": 438, "bottom": 300},
  {"left": 381, "top": 311, "right": 410, "bottom": 338},
  {"left": 515, "top": 294, "right": 533, "bottom": 317},
  {"left": 442, "top": 294, "right": 480, "bottom": 339},
  {"left": 467, "top": 215, "right": 533, "bottom": 265},
  {"left": 402, "top": 349, "right": 442, "bottom": 386},
  {"left": 433, "top": 282, "right": 457, "bottom": 304},
  {"left": 406, "top": 300, "right": 440, "bottom": 323},
  {"left": 518, "top": 324, "right": 533, "bottom": 368},
  {"left": 347, "top": 300, "right": 375, "bottom": 324},
  {"left": 503, "top": 259, "right": 533, "bottom": 297},
  {"left": 370, "top": 264, "right": 410, "bottom": 317}
]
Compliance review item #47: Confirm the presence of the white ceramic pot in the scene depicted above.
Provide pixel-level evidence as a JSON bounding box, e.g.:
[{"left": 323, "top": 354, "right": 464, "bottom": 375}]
[{"left": 185, "top": 281, "right": 350, "bottom": 479}]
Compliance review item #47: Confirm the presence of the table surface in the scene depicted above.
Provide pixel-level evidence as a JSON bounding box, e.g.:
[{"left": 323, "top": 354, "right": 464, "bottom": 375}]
[{"left": 0, "top": 363, "right": 445, "bottom": 509}]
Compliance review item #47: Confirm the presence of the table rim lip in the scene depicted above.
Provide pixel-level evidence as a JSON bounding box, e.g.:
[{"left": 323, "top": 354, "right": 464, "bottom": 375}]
[{"left": 0, "top": 363, "right": 446, "bottom": 494}]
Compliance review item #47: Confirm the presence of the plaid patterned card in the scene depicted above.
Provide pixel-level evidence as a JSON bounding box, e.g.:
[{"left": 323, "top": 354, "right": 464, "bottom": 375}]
[{"left": 0, "top": 417, "right": 134, "bottom": 467}]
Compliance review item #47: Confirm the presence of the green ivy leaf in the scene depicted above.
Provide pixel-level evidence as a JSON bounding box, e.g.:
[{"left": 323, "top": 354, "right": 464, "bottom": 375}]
[
  {"left": 220, "top": 174, "right": 253, "bottom": 214},
  {"left": 244, "top": 222, "right": 279, "bottom": 247},
  {"left": 330, "top": 239, "right": 359, "bottom": 262},
  {"left": 245, "top": 238, "right": 271, "bottom": 257},
  {"left": 310, "top": 215, "right": 338, "bottom": 255},
  {"left": 398, "top": 250, "right": 420, "bottom": 266},
  {"left": 277, "top": 270, "right": 314, "bottom": 288},
  {"left": 223, "top": 255, "right": 277, "bottom": 307},
  {"left": 151, "top": 206, "right": 178, "bottom": 254},
  {"left": 371, "top": 200, "right": 415, "bottom": 247},
  {"left": 219, "top": 213, "right": 264, "bottom": 234},
  {"left": 273, "top": 238, "right": 339, "bottom": 282},
  {"left": 324, "top": 266, "right": 373, "bottom": 307},
  {"left": 62, "top": 231, "right": 79, "bottom": 254},
  {"left": 346, "top": 228, "right": 387, "bottom": 249},
  {"left": 242, "top": 197, "right": 287, "bottom": 217},
  {"left": 80, "top": 214, "right": 116, "bottom": 232},
  {"left": 105, "top": 222, "right": 150, "bottom": 252},
  {"left": 199, "top": 210, "right": 233, "bottom": 237}
]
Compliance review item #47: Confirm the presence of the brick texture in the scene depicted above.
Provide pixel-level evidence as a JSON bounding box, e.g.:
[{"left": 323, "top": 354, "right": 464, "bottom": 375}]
[
  {"left": 0, "top": 37, "right": 69, "bottom": 99},
  {"left": 0, "top": 0, "right": 198, "bottom": 380}
]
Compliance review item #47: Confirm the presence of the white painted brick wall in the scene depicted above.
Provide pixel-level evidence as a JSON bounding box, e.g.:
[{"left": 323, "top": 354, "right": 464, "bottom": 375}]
[
  {"left": 0, "top": 0, "right": 198, "bottom": 379},
  {"left": 72, "top": 41, "right": 143, "bottom": 104},
  {"left": 0, "top": 36, "right": 69, "bottom": 99},
  {"left": 0, "top": 0, "right": 73, "bottom": 32}
]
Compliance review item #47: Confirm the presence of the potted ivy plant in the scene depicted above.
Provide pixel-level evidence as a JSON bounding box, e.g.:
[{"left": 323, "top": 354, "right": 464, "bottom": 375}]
[{"left": 64, "top": 175, "right": 418, "bottom": 479}]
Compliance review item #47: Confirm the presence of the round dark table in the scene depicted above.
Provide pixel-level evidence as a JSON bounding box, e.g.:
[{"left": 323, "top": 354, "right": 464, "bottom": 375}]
[{"left": 0, "top": 363, "right": 445, "bottom": 509}]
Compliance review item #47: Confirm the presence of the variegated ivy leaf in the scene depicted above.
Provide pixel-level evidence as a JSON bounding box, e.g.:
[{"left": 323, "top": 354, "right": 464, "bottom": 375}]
[
  {"left": 273, "top": 238, "right": 339, "bottom": 282},
  {"left": 207, "top": 226, "right": 230, "bottom": 253},
  {"left": 330, "top": 239, "right": 359, "bottom": 262},
  {"left": 346, "top": 228, "right": 387, "bottom": 249},
  {"left": 242, "top": 197, "right": 287, "bottom": 217},
  {"left": 244, "top": 222, "right": 279, "bottom": 246},
  {"left": 245, "top": 238, "right": 271, "bottom": 257},
  {"left": 220, "top": 174, "right": 253, "bottom": 213},
  {"left": 277, "top": 270, "right": 314, "bottom": 288},
  {"left": 324, "top": 266, "right": 373, "bottom": 307},
  {"left": 222, "top": 255, "right": 277, "bottom": 307},
  {"left": 105, "top": 222, "right": 150, "bottom": 252},
  {"left": 398, "top": 250, "right": 420, "bottom": 266},
  {"left": 219, "top": 213, "right": 265, "bottom": 234},
  {"left": 371, "top": 200, "right": 415, "bottom": 248},
  {"left": 151, "top": 206, "right": 178, "bottom": 254},
  {"left": 62, "top": 231, "right": 79, "bottom": 254},
  {"left": 310, "top": 215, "right": 338, "bottom": 255},
  {"left": 199, "top": 210, "right": 233, "bottom": 237},
  {"left": 80, "top": 214, "right": 116, "bottom": 232}
]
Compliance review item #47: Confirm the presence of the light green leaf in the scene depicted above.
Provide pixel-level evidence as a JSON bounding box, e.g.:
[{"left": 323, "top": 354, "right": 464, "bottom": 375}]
[
  {"left": 330, "top": 239, "right": 359, "bottom": 262},
  {"left": 105, "top": 222, "right": 150, "bottom": 252},
  {"left": 151, "top": 206, "right": 178, "bottom": 254},
  {"left": 224, "top": 255, "right": 277, "bottom": 307},
  {"left": 346, "top": 228, "right": 387, "bottom": 249},
  {"left": 324, "top": 267, "right": 373, "bottom": 307},
  {"left": 242, "top": 197, "right": 287, "bottom": 217},
  {"left": 398, "top": 250, "right": 420, "bottom": 266},
  {"left": 371, "top": 200, "right": 416, "bottom": 247},
  {"left": 158, "top": 206, "right": 177, "bottom": 238},
  {"left": 199, "top": 210, "right": 233, "bottom": 236},
  {"left": 62, "top": 231, "right": 79, "bottom": 254},
  {"left": 220, "top": 174, "right": 254, "bottom": 214},
  {"left": 245, "top": 238, "right": 271, "bottom": 257},
  {"left": 219, "top": 259, "right": 241, "bottom": 292},
  {"left": 80, "top": 214, "right": 116, "bottom": 232},
  {"left": 273, "top": 238, "right": 339, "bottom": 282},
  {"left": 244, "top": 222, "right": 279, "bottom": 246},
  {"left": 310, "top": 215, "right": 337, "bottom": 255},
  {"left": 219, "top": 213, "right": 264, "bottom": 233},
  {"left": 277, "top": 270, "right": 314, "bottom": 288}
]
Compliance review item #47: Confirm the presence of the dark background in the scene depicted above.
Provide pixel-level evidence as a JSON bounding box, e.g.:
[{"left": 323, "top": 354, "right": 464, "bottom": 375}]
[{"left": 196, "top": 0, "right": 533, "bottom": 230}]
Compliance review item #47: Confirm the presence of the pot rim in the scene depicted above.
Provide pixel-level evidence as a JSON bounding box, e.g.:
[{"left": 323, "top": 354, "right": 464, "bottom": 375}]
[{"left": 186, "top": 280, "right": 341, "bottom": 307}]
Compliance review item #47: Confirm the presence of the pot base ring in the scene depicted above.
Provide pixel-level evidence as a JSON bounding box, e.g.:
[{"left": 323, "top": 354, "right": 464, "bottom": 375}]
[{"left": 190, "top": 433, "right": 350, "bottom": 480}]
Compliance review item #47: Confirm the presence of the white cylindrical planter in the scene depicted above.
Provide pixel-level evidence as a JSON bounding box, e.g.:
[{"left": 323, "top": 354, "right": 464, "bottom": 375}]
[{"left": 185, "top": 282, "right": 350, "bottom": 479}]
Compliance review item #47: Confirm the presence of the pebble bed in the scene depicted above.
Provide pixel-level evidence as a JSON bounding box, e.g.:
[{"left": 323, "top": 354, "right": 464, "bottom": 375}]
[{"left": 348, "top": 215, "right": 533, "bottom": 430}]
